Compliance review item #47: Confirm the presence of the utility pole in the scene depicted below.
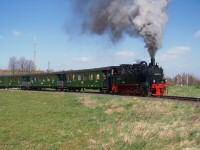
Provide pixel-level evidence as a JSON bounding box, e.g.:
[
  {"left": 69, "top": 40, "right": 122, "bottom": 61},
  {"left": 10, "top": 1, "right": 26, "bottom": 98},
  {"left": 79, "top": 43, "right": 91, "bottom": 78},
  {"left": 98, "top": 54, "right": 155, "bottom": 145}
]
[
  {"left": 48, "top": 61, "right": 50, "bottom": 72},
  {"left": 180, "top": 74, "right": 183, "bottom": 87},
  {"left": 186, "top": 74, "right": 189, "bottom": 86}
]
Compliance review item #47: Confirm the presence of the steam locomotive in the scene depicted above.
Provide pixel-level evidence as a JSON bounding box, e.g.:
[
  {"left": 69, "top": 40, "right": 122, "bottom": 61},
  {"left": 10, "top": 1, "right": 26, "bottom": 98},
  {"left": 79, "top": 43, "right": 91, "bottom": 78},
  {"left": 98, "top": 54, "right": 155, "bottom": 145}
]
[
  {"left": 0, "top": 59, "right": 167, "bottom": 97},
  {"left": 105, "top": 58, "right": 167, "bottom": 96}
]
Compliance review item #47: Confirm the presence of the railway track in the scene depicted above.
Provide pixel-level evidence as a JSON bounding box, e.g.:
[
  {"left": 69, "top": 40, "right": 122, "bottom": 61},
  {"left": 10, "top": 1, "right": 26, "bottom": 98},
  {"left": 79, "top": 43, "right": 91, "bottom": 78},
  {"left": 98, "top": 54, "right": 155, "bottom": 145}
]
[
  {"left": 75, "top": 91, "right": 200, "bottom": 103},
  {"left": 83, "top": 92, "right": 200, "bottom": 103},
  {"left": 2, "top": 89, "right": 200, "bottom": 103},
  {"left": 160, "top": 96, "right": 200, "bottom": 102},
  {"left": 77, "top": 92, "right": 200, "bottom": 104}
]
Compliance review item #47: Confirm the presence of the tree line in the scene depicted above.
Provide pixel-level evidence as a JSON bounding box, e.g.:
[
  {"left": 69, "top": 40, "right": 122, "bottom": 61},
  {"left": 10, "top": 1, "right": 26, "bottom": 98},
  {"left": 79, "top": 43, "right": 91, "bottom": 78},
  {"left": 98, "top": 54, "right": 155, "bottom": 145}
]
[
  {"left": 167, "top": 73, "right": 200, "bottom": 87},
  {"left": 8, "top": 56, "right": 36, "bottom": 74}
]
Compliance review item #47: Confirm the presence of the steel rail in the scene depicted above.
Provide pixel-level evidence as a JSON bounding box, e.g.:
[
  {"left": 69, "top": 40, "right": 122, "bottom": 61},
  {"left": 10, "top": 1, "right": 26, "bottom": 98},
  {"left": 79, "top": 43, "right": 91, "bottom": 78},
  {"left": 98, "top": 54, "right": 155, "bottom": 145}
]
[
  {"left": 2, "top": 88, "right": 200, "bottom": 103},
  {"left": 160, "top": 96, "right": 200, "bottom": 102}
]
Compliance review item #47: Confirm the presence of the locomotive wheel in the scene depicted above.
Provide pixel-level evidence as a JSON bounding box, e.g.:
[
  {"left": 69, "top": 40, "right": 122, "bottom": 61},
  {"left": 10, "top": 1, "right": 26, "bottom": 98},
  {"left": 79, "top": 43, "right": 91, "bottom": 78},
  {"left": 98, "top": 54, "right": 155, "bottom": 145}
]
[
  {"left": 142, "top": 88, "right": 151, "bottom": 97},
  {"left": 78, "top": 88, "right": 81, "bottom": 92}
]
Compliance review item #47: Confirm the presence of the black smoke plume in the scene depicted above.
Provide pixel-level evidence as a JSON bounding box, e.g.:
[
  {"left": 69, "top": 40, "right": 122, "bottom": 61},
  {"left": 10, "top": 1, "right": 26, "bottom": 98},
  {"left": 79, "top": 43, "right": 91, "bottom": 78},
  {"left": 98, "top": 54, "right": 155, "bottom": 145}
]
[{"left": 73, "top": 0, "right": 169, "bottom": 59}]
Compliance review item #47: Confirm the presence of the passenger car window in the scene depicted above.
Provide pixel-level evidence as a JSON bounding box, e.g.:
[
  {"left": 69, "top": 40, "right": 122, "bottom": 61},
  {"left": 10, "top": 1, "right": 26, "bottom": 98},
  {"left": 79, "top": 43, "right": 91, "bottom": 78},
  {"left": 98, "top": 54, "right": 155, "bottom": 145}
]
[
  {"left": 78, "top": 75, "right": 81, "bottom": 81},
  {"left": 73, "top": 74, "right": 75, "bottom": 80},
  {"left": 96, "top": 74, "right": 100, "bottom": 80},
  {"left": 90, "top": 74, "right": 93, "bottom": 80}
]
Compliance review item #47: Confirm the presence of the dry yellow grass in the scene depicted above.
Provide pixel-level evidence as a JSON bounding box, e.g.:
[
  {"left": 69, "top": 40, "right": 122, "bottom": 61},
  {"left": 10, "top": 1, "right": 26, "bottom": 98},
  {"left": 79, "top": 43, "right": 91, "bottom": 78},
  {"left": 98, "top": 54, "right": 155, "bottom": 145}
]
[
  {"left": 80, "top": 96, "right": 98, "bottom": 109},
  {"left": 105, "top": 104, "right": 125, "bottom": 115},
  {"left": 1, "top": 91, "right": 200, "bottom": 149},
  {"left": 82, "top": 96, "right": 200, "bottom": 149}
]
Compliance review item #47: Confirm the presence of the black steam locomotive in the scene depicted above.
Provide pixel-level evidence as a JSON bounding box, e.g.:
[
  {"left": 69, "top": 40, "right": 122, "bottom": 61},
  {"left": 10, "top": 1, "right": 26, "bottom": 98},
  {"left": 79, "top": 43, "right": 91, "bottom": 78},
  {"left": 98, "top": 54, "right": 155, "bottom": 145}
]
[{"left": 108, "top": 58, "right": 167, "bottom": 96}]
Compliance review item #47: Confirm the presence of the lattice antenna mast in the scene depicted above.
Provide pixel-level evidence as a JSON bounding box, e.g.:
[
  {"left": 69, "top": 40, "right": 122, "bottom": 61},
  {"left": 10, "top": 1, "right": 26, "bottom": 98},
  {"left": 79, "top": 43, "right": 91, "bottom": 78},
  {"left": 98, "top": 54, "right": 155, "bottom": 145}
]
[{"left": 33, "top": 36, "right": 37, "bottom": 68}]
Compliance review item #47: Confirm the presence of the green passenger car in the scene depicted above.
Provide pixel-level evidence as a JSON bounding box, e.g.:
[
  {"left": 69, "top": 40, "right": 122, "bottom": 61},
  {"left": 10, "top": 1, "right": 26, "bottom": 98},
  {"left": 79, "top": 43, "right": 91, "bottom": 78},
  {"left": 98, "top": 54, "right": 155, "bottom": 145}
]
[
  {"left": 0, "top": 67, "right": 114, "bottom": 92},
  {"left": 20, "top": 72, "right": 64, "bottom": 89},
  {"left": 28, "top": 74, "right": 59, "bottom": 89},
  {"left": 0, "top": 75, "right": 21, "bottom": 88},
  {"left": 64, "top": 70, "right": 105, "bottom": 91},
  {"left": 0, "top": 72, "right": 63, "bottom": 90},
  {"left": 0, "top": 76, "right": 9, "bottom": 88}
]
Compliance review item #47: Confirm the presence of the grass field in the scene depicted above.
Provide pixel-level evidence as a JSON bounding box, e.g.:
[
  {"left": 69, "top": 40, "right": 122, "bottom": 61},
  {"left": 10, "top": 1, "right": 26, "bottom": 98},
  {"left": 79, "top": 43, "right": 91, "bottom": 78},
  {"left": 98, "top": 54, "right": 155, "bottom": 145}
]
[
  {"left": 168, "top": 85, "right": 200, "bottom": 98},
  {"left": 0, "top": 90, "right": 200, "bottom": 150}
]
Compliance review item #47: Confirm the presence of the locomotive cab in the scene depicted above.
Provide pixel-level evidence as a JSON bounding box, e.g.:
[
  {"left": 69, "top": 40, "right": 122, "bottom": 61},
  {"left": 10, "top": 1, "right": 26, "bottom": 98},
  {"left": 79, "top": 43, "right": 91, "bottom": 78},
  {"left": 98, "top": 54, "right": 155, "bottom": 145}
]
[{"left": 110, "top": 62, "right": 149, "bottom": 95}]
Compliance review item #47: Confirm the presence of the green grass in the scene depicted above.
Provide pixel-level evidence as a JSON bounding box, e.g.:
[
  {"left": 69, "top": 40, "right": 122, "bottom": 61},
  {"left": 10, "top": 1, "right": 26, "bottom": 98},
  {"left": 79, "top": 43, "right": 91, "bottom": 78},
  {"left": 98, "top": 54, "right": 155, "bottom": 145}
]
[
  {"left": 168, "top": 85, "right": 200, "bottom": 98},
  {"left": 0, "top": 90, "right": 200, "bottom": 149}
]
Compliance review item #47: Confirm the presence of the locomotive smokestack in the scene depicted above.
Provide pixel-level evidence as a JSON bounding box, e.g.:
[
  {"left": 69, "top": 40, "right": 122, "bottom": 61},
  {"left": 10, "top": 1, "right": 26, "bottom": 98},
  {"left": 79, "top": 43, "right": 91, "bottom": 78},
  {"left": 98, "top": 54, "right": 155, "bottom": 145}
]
[{"left": 151, "top": 57, "right": 155, "bottom": 66}]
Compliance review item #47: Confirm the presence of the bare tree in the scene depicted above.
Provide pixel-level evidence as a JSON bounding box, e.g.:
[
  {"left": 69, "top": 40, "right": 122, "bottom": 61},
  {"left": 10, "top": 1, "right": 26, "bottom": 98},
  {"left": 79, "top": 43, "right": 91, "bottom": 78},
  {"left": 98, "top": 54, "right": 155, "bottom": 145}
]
[
  {"left": 27, "top": 60, "right": 36, "bottom": 72},
  {"left": 8, "top": 56, "right": 36, "bottom": 74},
  {"left": 8, "top": 56, "right": 17, "bottom": 75},
  {"left": 173, "top": 73, "right": 200, "bottom": 86},
  {"left": 19, "top": 57, "right": 26, "bottom": 72}
]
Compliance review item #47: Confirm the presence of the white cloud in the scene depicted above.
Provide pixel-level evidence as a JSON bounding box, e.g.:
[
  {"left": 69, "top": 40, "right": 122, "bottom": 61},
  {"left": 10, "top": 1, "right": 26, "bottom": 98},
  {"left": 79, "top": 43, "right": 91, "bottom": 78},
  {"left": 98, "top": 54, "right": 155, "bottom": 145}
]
[
  {"left": 73, "top": 57, "right": 92, "bottom": 63},
  {"left": 12, "top": 30, "right": 22, "bottom": 37},
  {"left": 160, "top": 46, "right": 191, "bottom": 61},
  {"left": 115, "top": 50, "right": 135, "bottom": 59},
  {"left": 194, "top": 30, "right": 200, "bottom": 38}
]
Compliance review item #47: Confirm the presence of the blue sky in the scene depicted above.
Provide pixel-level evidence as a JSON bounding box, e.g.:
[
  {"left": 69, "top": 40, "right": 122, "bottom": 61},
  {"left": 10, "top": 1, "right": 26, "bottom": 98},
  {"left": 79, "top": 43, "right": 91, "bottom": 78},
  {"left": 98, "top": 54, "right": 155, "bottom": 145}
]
[{"left": 0, "top": 0, "right": 200, "bottom": 77}]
